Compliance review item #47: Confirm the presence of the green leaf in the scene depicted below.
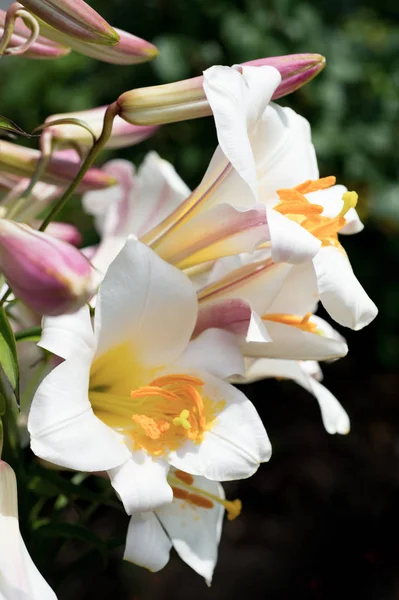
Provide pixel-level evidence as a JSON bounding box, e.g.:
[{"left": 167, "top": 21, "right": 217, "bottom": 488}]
[
  {"left": 0, "top": 307, "right": 19, "bottom": 403},
  {"left": 0, "top": 115, "right": 33, "bottom": 139}
]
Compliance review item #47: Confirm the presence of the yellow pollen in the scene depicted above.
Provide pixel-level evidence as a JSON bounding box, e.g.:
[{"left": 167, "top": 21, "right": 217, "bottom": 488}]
[
  {"left": 168, "top": 473, "right": 242, "bottom": 520},
  {"left": 275, "top": 176, "right": 357, "bottom": 249},
  {"left": 172, "top": 409, "right": 192, "bottom": 429},
  {"left": 262, "top": 312, "right": 319, "bottom": 334}
]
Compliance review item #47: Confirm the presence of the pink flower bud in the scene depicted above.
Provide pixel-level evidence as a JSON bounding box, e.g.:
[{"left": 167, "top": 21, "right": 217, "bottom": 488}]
[
  {"left": 0, "top": 219, "right": 97, "bottom": 316},
  {"left": 118, "top": 53, "right": 325, "bottom": 125},
  {"left": 18, "top": 0, "right": 119, "bottom": 45},
  {"left": 0, "top": 9, "right": 70, "bottom": 58},
  {"left": 0, "top": 140, "right": 116, "bottom": 191},
  {"left": 45, "top": 105, "right": 159, "bottom": 149},
  {"left": 43, "top": 221, "right": 82, "bottom": 246},
  {"left": 37, "top": 21, "right": 158, "bottom": 64}
]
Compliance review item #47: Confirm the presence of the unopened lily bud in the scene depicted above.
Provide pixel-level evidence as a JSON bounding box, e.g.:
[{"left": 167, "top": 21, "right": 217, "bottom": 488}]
[
  {"left": 44, "top": 221, "right": 82, "bottom": 246},
  {"left": 0, "top": 219, "right": 97, "bottom": 316},
  {"left": 0, "top": 9, "right": 70, "bottom": 58},
  {"left": 118, "top": 53, "right": 325, "bottom": 125},
  {"left": 18, "top": 0, "right": 119, "bottom": 45},
  {"left": 45, "top": 106, "right": 159, "bottom": 149},
  {"left": 36, "top": 20, "right": 157, "bottom": 64},
  {"left": 0, "top": 141, "right": 116, "bottom": 191}
]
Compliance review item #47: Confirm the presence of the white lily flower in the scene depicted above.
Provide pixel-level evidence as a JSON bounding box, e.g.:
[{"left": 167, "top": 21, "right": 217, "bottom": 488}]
[
  {"left": 237, "top": 358, "right": 350, "bottom": 436},
  {"left": 124, "top": 469, "right": 240, "bottom": 585},
  {"left": 196, "top": 251, "right": 348, "bottom": 361},
  {"left": 28, "top": 237, "right": 271, "bottom": 515},
  {"left": 0, "top": 460, "right": 57, "bottom": 600}
]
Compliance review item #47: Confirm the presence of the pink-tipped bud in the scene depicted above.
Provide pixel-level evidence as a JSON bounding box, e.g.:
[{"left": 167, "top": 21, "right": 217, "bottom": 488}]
[
  {"left": 0, "top": 219, "right": 97, "bottom": 316},
  {"left": 118, "top": 53, "right": 326, "bottom": 126},
  {"left": 0, "top": 141, "right": 116, "bottom": 191},
  {"left": 44, "top": 221, "right": 82, "bottom": 246},
  {"left": 45, "top": 106, "right": 159, "bottom": 149},
  {"left": 18, "top": 0, "right": 119, "bottom": 45},
  {"left": 0, "top": 9, "right": 70, "bottom": 58},
  {"left": 36, "top": 21, "right": 158, "bottom": 65}
]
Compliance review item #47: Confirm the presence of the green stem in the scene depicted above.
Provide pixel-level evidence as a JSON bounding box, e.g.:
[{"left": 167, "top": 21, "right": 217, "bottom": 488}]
[
  {"left": 0, "top": 288, "right": 12, "bottom": 308},
  {"left": 7, "top": 144, "right": 54, "bottom": 220},
  {"left": 39, "top": 101, "right": 120, "bottom": 232},
  {"left": 0, "top": 5, "right": 39, "bottom": 56}
]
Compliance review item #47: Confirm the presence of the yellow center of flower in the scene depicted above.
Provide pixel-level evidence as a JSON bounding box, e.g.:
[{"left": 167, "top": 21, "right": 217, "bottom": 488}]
[
  {"left": 168, "top": 470, "right": 242, "bottom": 521},
  {"left": 275, "top": 176, "right": 358, "bottom": 248},
  {"left": 262, "top": 312, "right": 320, "bottom": 334},
  {"left": 89, "top": 351, "right": 223, "bottom": 457}
]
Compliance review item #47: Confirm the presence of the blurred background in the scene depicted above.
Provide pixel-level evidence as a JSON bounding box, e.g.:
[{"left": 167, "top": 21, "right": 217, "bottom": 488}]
[{"left": 1, "top": 0, "right": 399, "bottom": 598}]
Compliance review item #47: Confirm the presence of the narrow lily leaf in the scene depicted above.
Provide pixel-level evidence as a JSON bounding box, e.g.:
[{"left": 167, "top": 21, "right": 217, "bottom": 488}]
[
  {"left": 0, "top": 306, "right": 19, "bottom": 402},
  {"left": 0, "top": 115, "right": 32, "bottom": 139}
]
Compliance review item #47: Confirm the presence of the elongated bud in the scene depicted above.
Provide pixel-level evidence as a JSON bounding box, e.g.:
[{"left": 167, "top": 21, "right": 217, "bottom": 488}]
[
  {"left": 18, "top": 0, "right": 119, "bottom": 45},
  {"left": 0, "top": 141, "right": 116, "bottom": 191},
  {"left": 0, "top": 460, "right": 18, "bottom": 518},
  {"left": 45, "top": 106, "right": 159, "bottom": 149},
  {"left": 118, "top": 53, "right": 326, "bottom": 125},
  {"left": 0, "top": 9, "right": 69, "bottom": 58},
  {"left": 36, "top": 19, "right": 157, "bottom": 64},
  {"left": 0, "top": 219, "right": 97, "bottom": 316},
  {"left": 44, "top": 221, "right": 82, "bottom": 246}
]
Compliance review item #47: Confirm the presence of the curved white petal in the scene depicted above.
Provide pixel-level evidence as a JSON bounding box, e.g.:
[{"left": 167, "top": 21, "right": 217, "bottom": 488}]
[
  {"left": 244, "top": 358, "right": 350, "bottom": 435},
  {"left": 169, "top": 373, "right": 271, "bottom": 480},
  {"left": 199, "top": 259, "right": 293, "bottom": 318},
  {"left": 108, "top": 453, "right": 173, "bottom": 514},
  {"left": 157, "top": 475, "right": 224, "bottom": 585},
  {"left": 242, "top": 318, "right": 348, "bottom": 361},
  {"left": 313, "top": 246, "right": 378, "bottom": 330},
  {"left": 194, "top": 298, "right": 252, "bottom": 337},
  {"left": 124, "top": 512, "right": 172, "bottom": 572},
  {"left": 203, "top": 65, "right": 281, "bottom": 200},
  {"left": 178, "top": 328, "right": 245, "bottom": 379},
  {"left": 267, "top": 207, "right": 321, "bottom": 264},
  {"left": 95, "top": 237, "right": 197, "bottom": 366},
  {"left": 267, "top": 261, "right": 318, "bottom": 315},
  {"left": 29, "top": 354, "right": 131, "bottom": 471},
  {"left": 340, "top": 208, "right": 364, "bottom": 235},
  {"left": 154, "top": 203, "right": 269, "bottom": 269},
  {"left": 135, "top": 151, "right": 191, "bottom": 237},
  {"left": 0, "top": 462, "right": 57, "bottom": 600},
  {"left": 39, "top": 305, "right": 95, "bottom": 360}
]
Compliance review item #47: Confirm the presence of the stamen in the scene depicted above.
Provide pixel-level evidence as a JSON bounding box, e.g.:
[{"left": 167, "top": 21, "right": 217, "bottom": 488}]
[
  {"left": 168, "top": 473, "right": 242, "bottom": 520},
  {"left": 274, "top": 176, "right": 356, "bottom": 247},
  {"left": 175, "top": 470, "right": 195, "bottom": 485},
  {"left": 262, "top": 312, "right": 319, "bottom": 334}
]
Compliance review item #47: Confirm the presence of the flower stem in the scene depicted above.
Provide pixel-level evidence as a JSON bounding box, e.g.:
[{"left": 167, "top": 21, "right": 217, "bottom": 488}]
[{"left": 39, "top": 101, "right": 120, "bottom": 231}]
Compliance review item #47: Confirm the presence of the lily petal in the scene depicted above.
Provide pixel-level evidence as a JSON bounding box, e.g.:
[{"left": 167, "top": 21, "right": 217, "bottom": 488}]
[
  {"left": 157, "top": 475, "right": 225, "bottom": 585},
  {"left": 95, "top": 237, "right": 197, "bottom": 366},
  {"left": 267, "top": 207, "right": 321, "bottom": 264},
  {"left": 313, "top": 246, "right": 377, "bottom": 330},
  {"left": 28, "top": 353, "right": 131, "bottom": 471},
  {"left": 39, "top": 305, "right": 95, "bottom": 359},
  {"left": 124, "top": 512, "right": 172, "bottom": 572},
  {"left": 178, "top": 328, "right": 245, "bottom": 379},
  {"left": 244, "top": 358, "right": 350, "bottom": 435},
  {"left": 108, "top": 453, "right": 173, "bottom": 514},
  {"left": 203, "top": 65, "right": 281, "bottom": 200},
  {"left": 169, "top": 373, "right": 271, "bottom": 480}
]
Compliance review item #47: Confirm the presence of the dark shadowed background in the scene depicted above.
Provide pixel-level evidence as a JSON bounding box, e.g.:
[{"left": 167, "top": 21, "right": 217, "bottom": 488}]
[{"left": 1, "top": 0, "right": 399, "bottom": 598}]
